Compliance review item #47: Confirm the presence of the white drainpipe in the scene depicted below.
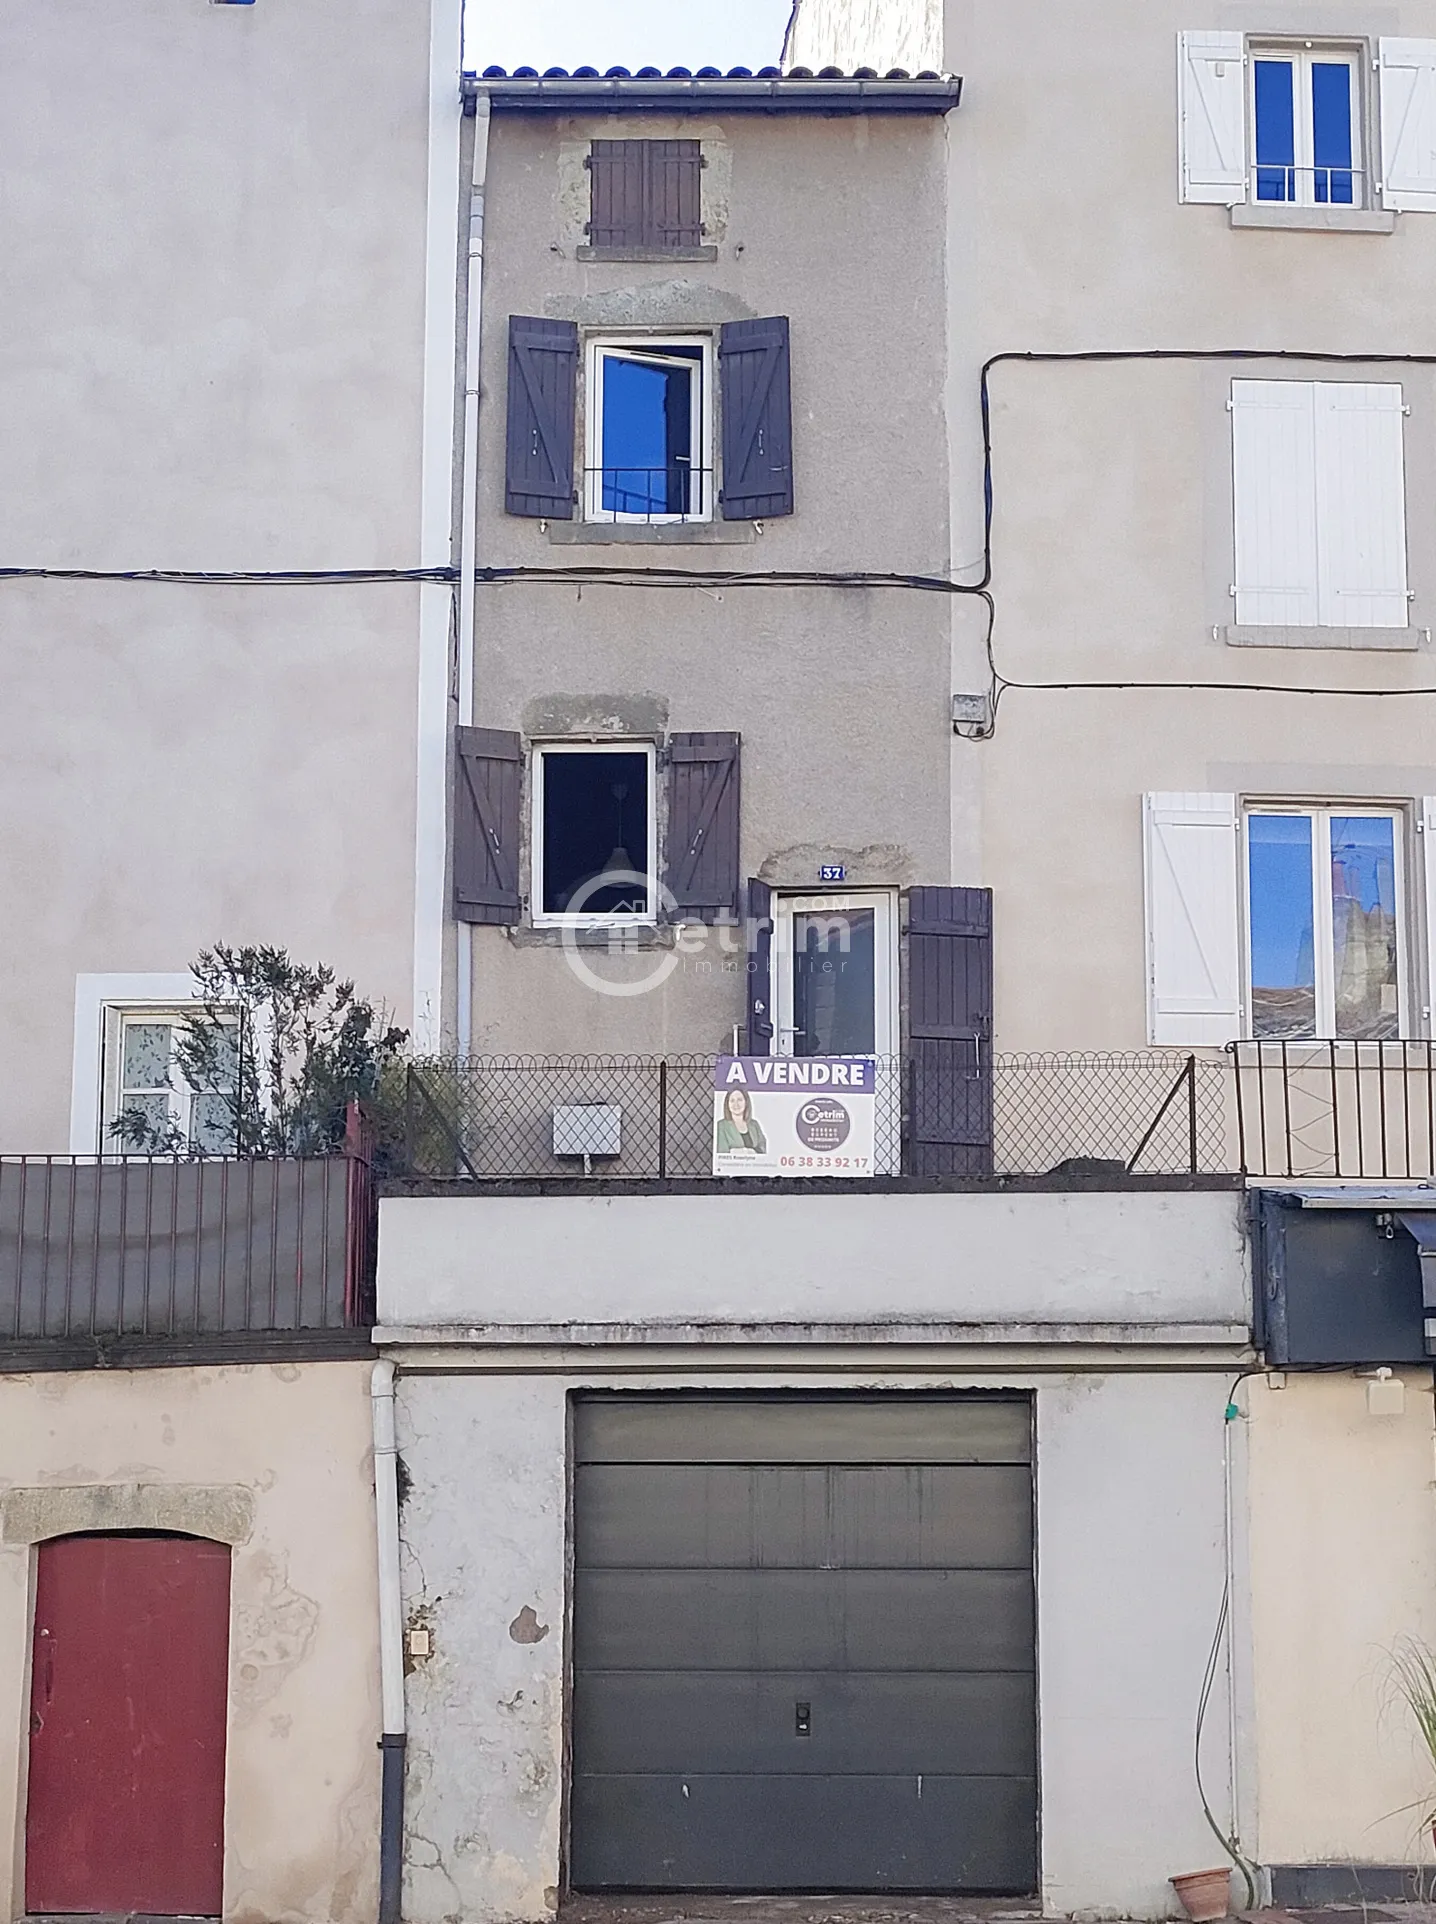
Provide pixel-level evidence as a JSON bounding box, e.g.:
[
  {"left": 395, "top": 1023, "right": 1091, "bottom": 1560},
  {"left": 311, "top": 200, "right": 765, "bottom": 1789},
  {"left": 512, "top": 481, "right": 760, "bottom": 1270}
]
[
  {"left": 372, "top": 1358, "right": 406, "bottom": 1923},
  {"left": 455, "top": 93, "right": 492, "bottom": 1060}
]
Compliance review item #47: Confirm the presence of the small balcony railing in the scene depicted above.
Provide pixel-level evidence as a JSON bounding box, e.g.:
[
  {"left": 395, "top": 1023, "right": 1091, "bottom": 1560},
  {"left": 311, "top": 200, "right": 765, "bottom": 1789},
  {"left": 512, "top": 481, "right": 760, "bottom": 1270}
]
[
  {"left": 0, "top": 1116, "right": 376, "bottom": 1345},
  {"left": 1232, "top": 1039, "right": 1436, "bottom": 1181},
  {"left": 582, "top": 464, "right": 714, "bottom": 523}
]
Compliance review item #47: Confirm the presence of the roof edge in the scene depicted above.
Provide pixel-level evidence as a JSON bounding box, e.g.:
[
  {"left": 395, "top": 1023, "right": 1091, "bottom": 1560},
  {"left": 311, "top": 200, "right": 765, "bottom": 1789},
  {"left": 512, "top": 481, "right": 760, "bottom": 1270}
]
[{"left": 461, "top": 69, "right": 962, "bottom": 116}]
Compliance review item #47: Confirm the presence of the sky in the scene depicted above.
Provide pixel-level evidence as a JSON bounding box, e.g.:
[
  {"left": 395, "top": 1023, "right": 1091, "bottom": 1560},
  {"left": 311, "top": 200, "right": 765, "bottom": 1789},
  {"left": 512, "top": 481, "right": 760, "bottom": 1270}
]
[{"left": 464, "top": 0, "right": 794, "bottom": 75}]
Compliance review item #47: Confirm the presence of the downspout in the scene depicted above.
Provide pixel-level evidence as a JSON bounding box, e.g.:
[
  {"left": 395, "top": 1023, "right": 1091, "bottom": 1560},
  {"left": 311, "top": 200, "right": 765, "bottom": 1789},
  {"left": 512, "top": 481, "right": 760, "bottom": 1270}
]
[
  {"left": 455, "top": 93, "right": 491, "bottom": 1059},
  {"left": 372, "top": 1359, "right": 406, "bottom": 1924}
]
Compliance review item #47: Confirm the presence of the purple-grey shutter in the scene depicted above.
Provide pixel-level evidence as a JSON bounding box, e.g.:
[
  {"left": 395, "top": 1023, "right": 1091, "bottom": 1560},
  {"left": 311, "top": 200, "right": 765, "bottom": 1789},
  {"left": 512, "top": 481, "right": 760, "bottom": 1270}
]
[
  {"left": 746, "top": 879, "right": 774, "bottom": 1054},
  {"left": 506, "top": 316, "right": 577, "bottom": 519},
  {"left": 718, "top": 317, "right": 793, "bottom": 520},
  {"left": 586, "top": 141, "right": 646, "bottom": 248},
  {"left": 648, "top": 140, "right": 702, "bottom": 248},
  {"left": 906, "top": 886, "right": 993, "bottom": 1176},
  {"left": 587, "top": 140, "right": 701, "bottom": 250},
  {"left": 454, "top": 727, "right": 522, "bottom": 925},
  {"left": 665, "top": 733, "right": 740, "bottom": 923}
]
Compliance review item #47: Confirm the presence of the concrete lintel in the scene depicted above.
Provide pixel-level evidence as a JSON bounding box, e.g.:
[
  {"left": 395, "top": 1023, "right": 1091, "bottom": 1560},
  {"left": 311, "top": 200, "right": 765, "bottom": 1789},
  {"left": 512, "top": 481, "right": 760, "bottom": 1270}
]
[
  {"left": 377, "top": 1340, "right": 1257, "bottom": 1375},
  {"left": 1, "top": 1481, "right": 255, "bottom": 1545},
  {"left": 375, "top": 1319, "right": 1252, "bottom": 1348}
]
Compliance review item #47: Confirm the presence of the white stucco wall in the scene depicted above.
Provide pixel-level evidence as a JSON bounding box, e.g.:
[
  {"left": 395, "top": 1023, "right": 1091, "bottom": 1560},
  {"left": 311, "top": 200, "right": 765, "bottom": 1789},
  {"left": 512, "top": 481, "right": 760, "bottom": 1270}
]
[
  {"left": 1247, "top": 1369, "right": 1436, "bottom": 1867},
  {"left": 0, "top": 1362, "right": 381, "bottom": 1924},
  {"left": 395, "top": 1363, "right": 1239, "bottom": 1922},
  {"left": 785, "top": 0, "right": 943, "bottom": 74},
  {"left": 378, "top": 1186, "right": 1249, "bottom": 1334}
]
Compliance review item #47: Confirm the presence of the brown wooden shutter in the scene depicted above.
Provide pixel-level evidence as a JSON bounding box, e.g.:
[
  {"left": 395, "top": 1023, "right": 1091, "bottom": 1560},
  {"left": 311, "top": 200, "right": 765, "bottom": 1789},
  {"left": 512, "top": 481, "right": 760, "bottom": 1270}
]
[
  {"left": 665, "top": 733, "right": 740, "bottom": 923},
  {"left": 746, "top": 879, "right": 774, "bottom": 1054},
  {"left": 505, "top": 316, "right": 577, "bottom": 518},
  {"left": 648, "top": 140, "right": 702, "bottom": 248},
  {"left": 906, "top": 886, "right": 993, "bottom": 1175},
  {"left": 718, "top": 317, "right": 794, "bottom": 519},
  {"left": 586, "top": 141, "right": 647, "bottom": 248},
  {"left": 587, "top": 140, "right": 701, "bottom": 251},
  {"left": 454, "top": 727, "right": 522, "bottom": 925}
]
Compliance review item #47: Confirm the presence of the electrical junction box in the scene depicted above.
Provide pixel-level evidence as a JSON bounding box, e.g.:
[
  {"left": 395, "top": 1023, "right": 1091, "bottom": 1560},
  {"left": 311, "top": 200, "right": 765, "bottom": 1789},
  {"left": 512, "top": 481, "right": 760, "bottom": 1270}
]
[
  {"left": 553, "top": 1104, "right": 622, "bottom": 1161},
  {"left": 1252, "top": 1188, "right": 1435, "bottom": 1366}
]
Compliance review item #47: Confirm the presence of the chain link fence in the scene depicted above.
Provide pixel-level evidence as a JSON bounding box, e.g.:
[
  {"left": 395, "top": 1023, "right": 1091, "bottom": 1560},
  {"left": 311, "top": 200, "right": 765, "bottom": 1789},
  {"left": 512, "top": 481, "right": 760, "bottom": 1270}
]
[{"left": 402, "top": 1051, "right": 1236, "bottom": 1181}]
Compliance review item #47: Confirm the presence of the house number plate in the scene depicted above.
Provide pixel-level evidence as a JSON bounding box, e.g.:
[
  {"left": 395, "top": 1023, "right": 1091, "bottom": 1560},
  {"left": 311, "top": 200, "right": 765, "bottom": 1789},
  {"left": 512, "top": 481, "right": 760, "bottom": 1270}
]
[{"left": 819, "top": 864, "right": 846, "bottom": 882}]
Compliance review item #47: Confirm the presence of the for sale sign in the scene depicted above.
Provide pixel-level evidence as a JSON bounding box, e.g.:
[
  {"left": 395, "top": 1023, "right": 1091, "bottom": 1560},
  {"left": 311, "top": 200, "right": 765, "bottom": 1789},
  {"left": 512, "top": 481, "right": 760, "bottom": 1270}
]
[{"left": 711, "top": 1056, "right": 876, "bottom": 1177}]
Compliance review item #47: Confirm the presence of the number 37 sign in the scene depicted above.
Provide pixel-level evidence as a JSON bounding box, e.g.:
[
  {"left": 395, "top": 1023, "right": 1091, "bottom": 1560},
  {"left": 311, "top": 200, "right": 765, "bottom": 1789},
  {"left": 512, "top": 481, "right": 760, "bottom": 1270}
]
[{"left": 711, "top": 1056, "right": 876, "bottom": 1177}]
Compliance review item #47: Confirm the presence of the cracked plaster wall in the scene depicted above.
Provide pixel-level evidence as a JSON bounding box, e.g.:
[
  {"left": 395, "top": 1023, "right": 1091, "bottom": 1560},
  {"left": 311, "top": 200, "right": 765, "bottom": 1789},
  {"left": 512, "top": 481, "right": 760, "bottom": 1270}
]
[
  {"left": 397, "top": 1375, "right": 568, "bottom": 1924},
  {"left": 394, "top": 1366, "right": 1239, "bottom": 1922},
  {"left": 0, "top": 1362, "right": 380, "bottom": 1924}
]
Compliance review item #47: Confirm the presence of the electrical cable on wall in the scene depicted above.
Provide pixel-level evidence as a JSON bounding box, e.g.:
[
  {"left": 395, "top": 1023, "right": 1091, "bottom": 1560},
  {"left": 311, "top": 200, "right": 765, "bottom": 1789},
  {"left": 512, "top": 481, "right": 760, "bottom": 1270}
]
[{"left": 10, "top": 345, "right": 1436, "bottom": 735}]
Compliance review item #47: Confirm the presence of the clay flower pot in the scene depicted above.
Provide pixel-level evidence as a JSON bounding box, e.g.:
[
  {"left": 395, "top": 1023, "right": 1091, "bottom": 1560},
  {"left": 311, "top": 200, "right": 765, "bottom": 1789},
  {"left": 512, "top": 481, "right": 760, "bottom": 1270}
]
[{"left": 1170, "top": 1868, "right": 1232, "bottom": 1922}]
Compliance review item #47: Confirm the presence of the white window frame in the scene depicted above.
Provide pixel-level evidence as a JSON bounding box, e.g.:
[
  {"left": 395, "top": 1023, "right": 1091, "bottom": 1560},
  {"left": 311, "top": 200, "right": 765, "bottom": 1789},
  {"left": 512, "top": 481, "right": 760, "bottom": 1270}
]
[
  {"left": 1247, "top": 42, "right": 1368, "bottom": 209},
  {"left": 1241, "top": 803, "right": 1409, "bottom": 1040},
  {"left": 583, "top": 334, "right": 713, "bottom": 525},
  {"left": 531, "top": 740, "right": 659, "bottom": 928}
]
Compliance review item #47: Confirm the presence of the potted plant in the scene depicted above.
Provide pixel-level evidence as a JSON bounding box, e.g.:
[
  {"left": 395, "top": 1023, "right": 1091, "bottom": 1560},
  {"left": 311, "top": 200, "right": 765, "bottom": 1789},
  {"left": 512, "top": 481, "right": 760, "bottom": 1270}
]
[{"left": 1169, "top": 1868, "right": 1232, "bottom": 1921}]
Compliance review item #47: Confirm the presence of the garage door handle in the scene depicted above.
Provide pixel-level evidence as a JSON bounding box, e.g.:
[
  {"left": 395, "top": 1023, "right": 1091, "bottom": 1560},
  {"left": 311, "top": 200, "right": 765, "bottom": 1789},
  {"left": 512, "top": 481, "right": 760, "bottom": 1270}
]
[{"left": 795, "top": 1700, "right": 811, "bottom": 1737}]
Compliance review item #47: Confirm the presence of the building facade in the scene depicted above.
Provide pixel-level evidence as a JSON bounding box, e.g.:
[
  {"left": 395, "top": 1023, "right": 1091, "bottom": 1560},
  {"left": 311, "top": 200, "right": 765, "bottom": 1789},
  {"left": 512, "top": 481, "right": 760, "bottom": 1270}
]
[
  {"left": 787, "top": 0, "right": 1436, "bottom": 1894},
  {"left": 378, "top": 60, "right": 1262, "bottom": 1924},
  {"left": 0, "top": 1, "right": 463, "bottom": 1916}
]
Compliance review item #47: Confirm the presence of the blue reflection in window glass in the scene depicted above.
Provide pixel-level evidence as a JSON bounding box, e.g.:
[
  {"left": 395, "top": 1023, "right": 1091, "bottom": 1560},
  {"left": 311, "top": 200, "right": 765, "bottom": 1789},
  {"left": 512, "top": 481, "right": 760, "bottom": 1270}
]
[
  {"left": 1311, "top": 63, "right": 1354, "bottom": 203},
  {"left": 600, "top": 350, "right": 699, "bottom": 517},
  {"left": 1254, "top": 59, "right": 1296, "bottom": 201},
  {"left": 1249, "top": 814, "right": 1316, "bottom": 1037}
]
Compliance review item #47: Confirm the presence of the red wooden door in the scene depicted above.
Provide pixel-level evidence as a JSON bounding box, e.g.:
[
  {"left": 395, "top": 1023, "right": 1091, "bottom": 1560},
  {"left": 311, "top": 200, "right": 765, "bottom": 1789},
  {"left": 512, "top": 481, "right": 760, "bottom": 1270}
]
[{"left": 26, "top": 1533, "right": 231, "bottom": 1915}]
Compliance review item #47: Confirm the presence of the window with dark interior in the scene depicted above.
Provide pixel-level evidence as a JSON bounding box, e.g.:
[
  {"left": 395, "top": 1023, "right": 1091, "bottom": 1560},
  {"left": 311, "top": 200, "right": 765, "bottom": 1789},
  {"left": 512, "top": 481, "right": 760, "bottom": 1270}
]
[
  {"left": 586, "top": 139, "right": 703, "bottom": 252},
  {"left": 533, "top": 745, "right": 656, "bottom": 922},
  {"left": 585, "top": 336, "right": 711, "bottom": 522}
]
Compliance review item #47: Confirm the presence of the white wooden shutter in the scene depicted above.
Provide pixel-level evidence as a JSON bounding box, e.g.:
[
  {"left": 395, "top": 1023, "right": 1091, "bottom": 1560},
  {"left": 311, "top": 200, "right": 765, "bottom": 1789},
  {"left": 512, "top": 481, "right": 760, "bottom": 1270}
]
[
  {"left": 1231, "top": 381, "right": 1320, "bottom": 626},
  {"left": 1379, "top": 40, "right": 1436, "bottom": 212},
  {"left": 1422, "top": 798, "right": 1436, "bottom": 1030},
  {"left": 1144, "top": 793, "right": 1242, "bottom": 1045},
  {"left": 1313, "top": 382, "right": 1408, "bottom": 627},
  {"left": 1178, "top": 32, "right": 1247, "bottom": 203}
]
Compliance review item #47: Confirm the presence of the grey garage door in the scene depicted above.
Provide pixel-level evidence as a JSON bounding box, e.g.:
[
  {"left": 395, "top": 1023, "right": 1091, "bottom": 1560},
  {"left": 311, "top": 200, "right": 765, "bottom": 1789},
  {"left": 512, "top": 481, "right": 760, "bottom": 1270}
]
[{"left": 570, "top": 1394, "right": 1037, "bottom": 1893}]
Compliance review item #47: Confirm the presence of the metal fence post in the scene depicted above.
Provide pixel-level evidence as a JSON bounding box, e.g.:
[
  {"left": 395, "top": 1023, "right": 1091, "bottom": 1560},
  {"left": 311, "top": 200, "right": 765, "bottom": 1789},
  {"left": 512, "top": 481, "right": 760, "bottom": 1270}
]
[{"left": 658, "top": 1060, "right": 668, "bottom": 1181}]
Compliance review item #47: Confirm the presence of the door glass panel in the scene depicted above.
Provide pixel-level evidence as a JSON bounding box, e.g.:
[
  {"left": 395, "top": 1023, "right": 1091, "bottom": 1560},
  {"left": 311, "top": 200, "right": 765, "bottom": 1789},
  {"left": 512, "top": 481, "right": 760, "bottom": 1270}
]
[
  {"left": 1311, "top": 62, "right": 1354, "bottom": 204},
  {"left": 1254, "top": 59, "right": 1297, "bottom": 202},
  {"left": 1248, "top": 814, "right": 1316, "bottom": 1037},
  {"left": 792, "top": 908, "right": 876, "bottom": 1055},
  {"left": 1330, "top": 815, "right": 1399, "bottom": 1038}
]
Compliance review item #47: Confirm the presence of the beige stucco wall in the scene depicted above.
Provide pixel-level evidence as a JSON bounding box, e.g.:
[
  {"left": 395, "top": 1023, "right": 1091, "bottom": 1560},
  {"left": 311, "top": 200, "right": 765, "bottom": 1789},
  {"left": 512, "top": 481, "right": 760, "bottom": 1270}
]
[
  {"left": 467, "top": 110, "right": 952, "bottom": 1054},
  {"left": 1246, "top": 1369, "right": 1436, "bottom": 1865},
  {"left": 958, "top": 0, "right": 1436, "bottom": 1052},
  {"left": 0, "top": 1360, "right": 380, "bottom": 1924},
  {"left": 0, "top": 0, "right": 438, "bottom": 1149},
  {"left": 790, "top": 0, "right": 1436, "bottom": 1054}
]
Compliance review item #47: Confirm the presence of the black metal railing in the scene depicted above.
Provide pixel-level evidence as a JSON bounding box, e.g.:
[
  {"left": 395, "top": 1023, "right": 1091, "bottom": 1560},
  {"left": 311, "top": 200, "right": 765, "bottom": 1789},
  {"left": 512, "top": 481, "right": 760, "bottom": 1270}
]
[
  {"left": 1232, "top": 1039, "right": 1436, "bottom": 1180},
  {"left": 0, "top": 1112, "right": 376, "bottom": 1342},
  {"left": 402, "top": 1052, "right": 1233, "bottom": 1182},
  {"left": 583, "top": 464, "right": 713, "bottom": 520}
]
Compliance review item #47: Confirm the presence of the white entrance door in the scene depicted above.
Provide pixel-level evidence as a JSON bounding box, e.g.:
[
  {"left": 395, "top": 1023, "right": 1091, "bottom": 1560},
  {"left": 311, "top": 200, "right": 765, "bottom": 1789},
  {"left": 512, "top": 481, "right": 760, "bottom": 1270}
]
[
  {"left": 773, "top": 892, "right": 898, "bottom": 1057},
  {"left": 773, "top": 893, "right": 899, "bottom": 1171}
]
